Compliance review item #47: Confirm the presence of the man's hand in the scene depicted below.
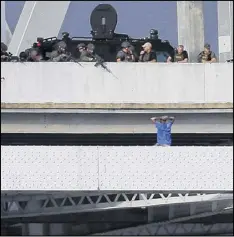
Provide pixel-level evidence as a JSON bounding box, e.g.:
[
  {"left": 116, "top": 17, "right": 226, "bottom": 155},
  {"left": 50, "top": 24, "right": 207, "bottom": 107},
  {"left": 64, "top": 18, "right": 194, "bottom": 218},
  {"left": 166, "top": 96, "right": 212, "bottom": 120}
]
[{"left": 140, "top": 51, "right": 145, "bottom": 55}]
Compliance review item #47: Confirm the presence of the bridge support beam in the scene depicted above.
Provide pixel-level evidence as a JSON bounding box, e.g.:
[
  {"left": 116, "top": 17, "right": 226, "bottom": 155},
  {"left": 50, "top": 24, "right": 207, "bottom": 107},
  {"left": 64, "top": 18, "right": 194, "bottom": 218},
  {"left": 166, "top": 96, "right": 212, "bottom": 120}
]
[
  {"left": 217, "top": 1, "right": 233, "bottom": 62},
  {"left": 177, "top": 1, "right": 205, "bottom": 62},
  {"left": 8, "top": 1, "right": 70, "bottom": 56}
]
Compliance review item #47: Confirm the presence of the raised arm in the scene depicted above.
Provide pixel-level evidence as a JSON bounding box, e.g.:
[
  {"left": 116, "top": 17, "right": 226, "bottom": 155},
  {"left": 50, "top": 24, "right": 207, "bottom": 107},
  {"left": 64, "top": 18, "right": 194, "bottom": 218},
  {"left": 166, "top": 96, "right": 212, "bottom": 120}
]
[
  {"left": 150, "top": 117, "right": 160, "bottom": 123},
  {"left": 168, "top": 116, "right": 175, "bottom": 123}
]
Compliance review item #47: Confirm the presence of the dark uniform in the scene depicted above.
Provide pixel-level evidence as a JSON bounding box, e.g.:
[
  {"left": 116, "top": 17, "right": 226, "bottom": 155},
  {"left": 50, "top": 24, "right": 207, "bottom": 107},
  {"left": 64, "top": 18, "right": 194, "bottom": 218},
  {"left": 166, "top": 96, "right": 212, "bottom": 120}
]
[
  {"left": 174, "top": 50, "right": 188, "bottom": 62},
  {"left": 77, "top": 43, "right": 96, "bottom": 62},
  {"left": 61, "top": 32, "right": 72, "bottom": 53},
  {"left": 129, "top": 45, "right": 138, "bottom": 62},
  {"left": 50, "top": 42, "right": 70, "bottom": 62},
  {"left": 139, "top": 50, "right": 157, "bottom": 62},
  {"left": 27, "top": 49, "right": 44, "bottom": 62},
  {"left": 116, "top": 41, "right": 134, "bottom": 62},
  {"left": 197, "top": 43, "right": 216, "bottom": 63}
]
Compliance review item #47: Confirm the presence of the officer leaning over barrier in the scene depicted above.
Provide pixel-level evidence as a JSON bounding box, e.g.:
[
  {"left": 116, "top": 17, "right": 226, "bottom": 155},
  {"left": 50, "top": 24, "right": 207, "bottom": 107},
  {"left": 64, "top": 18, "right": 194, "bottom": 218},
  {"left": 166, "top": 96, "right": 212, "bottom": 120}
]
[
  {"left": 116, "top": 41, "right": 136, "bottom": 62},
  {"left": 50, "top": 41, "right": 70, "bottom": 62},
  {"left": 197, "top": 43, "right": 217, "bottom": 63}
]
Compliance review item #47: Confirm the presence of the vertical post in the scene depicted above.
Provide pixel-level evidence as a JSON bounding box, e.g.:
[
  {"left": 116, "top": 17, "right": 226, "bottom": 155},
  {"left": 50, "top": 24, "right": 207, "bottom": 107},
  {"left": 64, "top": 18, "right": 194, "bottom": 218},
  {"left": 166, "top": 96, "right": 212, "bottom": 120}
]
[
  {"left": 1, "top": 1, "right": 6, "bottom": 44},
  {"left": 217, "top": 1, "right": 233, "bottom": 62},
  {"left": 177, "top": 1, "right": 205, "bottom": 62}
]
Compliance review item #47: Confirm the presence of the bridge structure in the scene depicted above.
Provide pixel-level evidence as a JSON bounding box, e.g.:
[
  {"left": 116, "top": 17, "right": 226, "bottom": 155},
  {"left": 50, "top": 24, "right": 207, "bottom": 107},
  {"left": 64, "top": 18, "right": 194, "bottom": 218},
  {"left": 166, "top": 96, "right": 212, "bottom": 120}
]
[
  {"left": 1, "top": 61, "right": 233, "bottom": 235},
  {"left": 1, "top": 1, "right": 233, "bottom": 62}
]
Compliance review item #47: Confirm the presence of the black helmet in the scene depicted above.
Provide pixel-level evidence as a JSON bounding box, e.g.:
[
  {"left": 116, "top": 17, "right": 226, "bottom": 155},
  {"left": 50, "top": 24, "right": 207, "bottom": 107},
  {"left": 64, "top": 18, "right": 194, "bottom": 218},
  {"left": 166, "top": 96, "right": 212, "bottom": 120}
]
[
  {"left": 121, "top": 41, "right": 130, "bottom": 48},
  {"left": 62, "top": 32, "right": 69, "bottom": 37}
]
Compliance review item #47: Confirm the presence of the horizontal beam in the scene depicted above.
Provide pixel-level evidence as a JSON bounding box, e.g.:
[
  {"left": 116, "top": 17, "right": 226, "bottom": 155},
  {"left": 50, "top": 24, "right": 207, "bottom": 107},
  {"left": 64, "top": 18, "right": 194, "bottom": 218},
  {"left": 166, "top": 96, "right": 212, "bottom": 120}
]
[
  {"left": 1, "top": 103, "right": 233, "bottom": 109},
  {"left": 1, "top": 108, "right": 233, "bottom": 114},
  {"left": 1, "top": 112, "right": 233, "bottom": 134},
  {"left": 1, "top": 192, "right": 232, "bottom": 219},
  {"left": 97, "top": 222, "right": 233, "bottom": 235}
]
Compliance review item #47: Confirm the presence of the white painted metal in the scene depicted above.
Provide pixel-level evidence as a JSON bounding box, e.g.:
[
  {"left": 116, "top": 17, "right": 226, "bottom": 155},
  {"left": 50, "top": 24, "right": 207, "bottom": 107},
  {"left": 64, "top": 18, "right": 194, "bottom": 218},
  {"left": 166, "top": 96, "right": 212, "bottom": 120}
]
[
  {"left": 177, "top": 1, "right": 205, "bottom": 62},
  {"left": 96, "top": 223, "right": 233, "bottom": 235},
  {"left": 1, "top": 1, "right": 6, "bottom": 44},
  {"left": 1, "top": 63, "right": 233, "bottom": 104},
  {"left": 8, "top": 1, "right": 70, "bottom": 56},
  {"left": 1, "top": 191, "right": 232, "bottom": 219},
  {"left": 1, "top": 146, "right": 233, "bottom": 191},
  {"left": 1, "top": 112, "right": 233, "bottom": 134}
]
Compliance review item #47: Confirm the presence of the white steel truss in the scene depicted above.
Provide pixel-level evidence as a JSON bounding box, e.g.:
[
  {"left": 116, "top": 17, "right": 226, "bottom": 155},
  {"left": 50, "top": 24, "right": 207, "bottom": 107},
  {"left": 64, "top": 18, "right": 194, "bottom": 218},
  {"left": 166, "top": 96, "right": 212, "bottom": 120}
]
[
  {"left": 7, "top": 1, "right": 70, "bottom": 56},
  {"left": 1, "top": 192, "right": 233, "bottom": 219}
]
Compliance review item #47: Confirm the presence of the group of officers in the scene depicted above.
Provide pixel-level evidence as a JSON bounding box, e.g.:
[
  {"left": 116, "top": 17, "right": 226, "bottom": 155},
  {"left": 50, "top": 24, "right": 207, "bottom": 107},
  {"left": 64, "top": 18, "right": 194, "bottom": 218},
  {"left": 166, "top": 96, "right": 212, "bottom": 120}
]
[
  {"left": 115, "top": 41, "right": 217, "bottom": 63},
  {"left": 1, "top": 37, "right": 218, "bottom": 63},
  {"left": 48, "top": 40, "right": 218, "bottom": 63}
]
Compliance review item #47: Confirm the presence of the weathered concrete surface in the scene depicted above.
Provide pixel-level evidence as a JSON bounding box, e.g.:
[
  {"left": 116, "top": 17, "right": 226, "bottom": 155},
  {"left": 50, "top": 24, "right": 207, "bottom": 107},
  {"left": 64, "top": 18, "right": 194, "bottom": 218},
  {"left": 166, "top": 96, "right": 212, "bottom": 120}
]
[
  {"left": 177, "top": 1, "right": 204, "bottom": 62},
  {"left": 1, "top": 102, "right": 233, "bottom": 109},
  {"left": 1, "top": 63, "right": 233, "bottom": 109}
]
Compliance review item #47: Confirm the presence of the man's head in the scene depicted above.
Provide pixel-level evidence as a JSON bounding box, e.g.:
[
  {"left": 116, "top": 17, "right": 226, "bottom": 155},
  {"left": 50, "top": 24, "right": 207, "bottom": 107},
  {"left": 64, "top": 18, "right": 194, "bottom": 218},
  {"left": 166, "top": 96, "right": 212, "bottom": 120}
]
[
  {"left": 204, "top": 43, "right": 211, "bottom": 54},
  {"left": 62, "top": 32, "right": 69, "bottom": 38},
  {"left": 121, "top": 41, "right": 131, "bottom": 53},
  {"left": 177, "top": 45, "right": 184, "bottom": 54},
  {"left": 142, "top": 42, "right": 152, "bottom": 52},
  {"left": 87, "top": 43, "right": 95, "bottom": 54},
  {"left": 160, "top": 116, "right": 168, "bottom": 123},
  {"left": 77, "top": 43, "right": 86, "bottom": 52}
]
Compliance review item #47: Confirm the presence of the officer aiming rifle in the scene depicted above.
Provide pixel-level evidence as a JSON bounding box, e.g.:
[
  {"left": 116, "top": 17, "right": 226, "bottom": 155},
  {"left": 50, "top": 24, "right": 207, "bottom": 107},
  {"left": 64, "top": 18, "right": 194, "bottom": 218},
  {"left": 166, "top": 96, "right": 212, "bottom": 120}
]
[{"left": 86, "top": 43, "right": 119, "bottom": 80}]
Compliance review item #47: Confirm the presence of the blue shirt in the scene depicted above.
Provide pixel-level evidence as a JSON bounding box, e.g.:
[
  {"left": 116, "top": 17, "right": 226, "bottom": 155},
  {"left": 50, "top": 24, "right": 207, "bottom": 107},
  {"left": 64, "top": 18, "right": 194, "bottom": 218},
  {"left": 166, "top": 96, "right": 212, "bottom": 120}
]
[{"left": 155, "top": 121, "right": 173, "bottom": 145}]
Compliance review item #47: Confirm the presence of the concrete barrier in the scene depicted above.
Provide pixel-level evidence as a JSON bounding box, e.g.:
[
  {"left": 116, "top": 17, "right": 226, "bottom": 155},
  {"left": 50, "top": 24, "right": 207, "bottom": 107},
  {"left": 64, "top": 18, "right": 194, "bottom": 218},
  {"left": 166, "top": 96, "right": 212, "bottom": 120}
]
[{"left": 1, "top": 63, "right": 233, "bottom": 109}]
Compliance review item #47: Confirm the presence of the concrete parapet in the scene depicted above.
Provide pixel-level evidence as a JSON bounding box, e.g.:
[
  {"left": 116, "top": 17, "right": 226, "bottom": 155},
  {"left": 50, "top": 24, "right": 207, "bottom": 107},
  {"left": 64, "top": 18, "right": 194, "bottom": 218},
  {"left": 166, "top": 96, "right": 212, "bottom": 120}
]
[{"left": 1, "top": 63, "right": 233, "bottom": 109}]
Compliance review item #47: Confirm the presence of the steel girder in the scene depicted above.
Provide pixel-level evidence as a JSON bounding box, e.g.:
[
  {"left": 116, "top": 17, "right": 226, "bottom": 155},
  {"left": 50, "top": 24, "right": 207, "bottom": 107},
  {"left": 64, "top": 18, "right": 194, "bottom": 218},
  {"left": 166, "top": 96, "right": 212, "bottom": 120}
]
[
  {"left": 1, "top": 192, "right": 233, "bottom": 219},
  {"left": 95, "top": 223, "right": 233, "bottom": 235}
]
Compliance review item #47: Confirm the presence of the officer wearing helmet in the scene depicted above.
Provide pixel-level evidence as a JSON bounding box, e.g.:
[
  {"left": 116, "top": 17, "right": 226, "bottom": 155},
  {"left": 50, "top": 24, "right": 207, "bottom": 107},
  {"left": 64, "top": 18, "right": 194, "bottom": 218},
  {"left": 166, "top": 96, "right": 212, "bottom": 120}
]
[
  {"left": 116, "top": 41, "right": 135, "bottom": 62},
  {"left": 61, "top": 32, "right": 72, "bottom": 52},
  {"left": 78, "top": 43, "right": 96, "bottom": 62},
  {"left": 50, "top": 42, "right": 70, "bottom": 62}
]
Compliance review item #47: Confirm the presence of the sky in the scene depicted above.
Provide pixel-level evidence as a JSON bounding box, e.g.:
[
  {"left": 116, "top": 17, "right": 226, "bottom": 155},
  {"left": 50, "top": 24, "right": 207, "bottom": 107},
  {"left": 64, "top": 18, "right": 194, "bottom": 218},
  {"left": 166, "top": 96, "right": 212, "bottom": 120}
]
[{"left": 5, "top": 1, "right": 218, "bottom": 54}]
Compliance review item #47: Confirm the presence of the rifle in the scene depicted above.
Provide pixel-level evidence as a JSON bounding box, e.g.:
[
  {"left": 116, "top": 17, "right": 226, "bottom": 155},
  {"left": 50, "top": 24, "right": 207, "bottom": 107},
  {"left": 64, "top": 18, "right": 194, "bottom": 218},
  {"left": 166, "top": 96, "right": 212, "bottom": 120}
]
[
  {"left": 66, "top": 53, "right": 84, "bottom": 67},
  {"left": 92, "top": 54, "right": 119, "bottom": 80}
]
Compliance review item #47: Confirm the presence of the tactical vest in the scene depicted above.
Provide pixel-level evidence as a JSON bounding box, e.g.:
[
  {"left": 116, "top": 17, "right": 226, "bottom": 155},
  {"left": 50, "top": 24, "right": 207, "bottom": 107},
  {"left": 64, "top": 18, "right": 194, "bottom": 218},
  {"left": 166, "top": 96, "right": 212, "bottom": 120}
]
[
  {"left": 200, "top": 51, "right": 211, "bottom": 62},
  {"left": 122, "top": 51, "right": 133, "bottom": 62},
  {"left": 174, "top": 52, "right": 184, "bottom": 62},
  {"left": 140, "top": 51, "right": 156, "bottom": 62}
]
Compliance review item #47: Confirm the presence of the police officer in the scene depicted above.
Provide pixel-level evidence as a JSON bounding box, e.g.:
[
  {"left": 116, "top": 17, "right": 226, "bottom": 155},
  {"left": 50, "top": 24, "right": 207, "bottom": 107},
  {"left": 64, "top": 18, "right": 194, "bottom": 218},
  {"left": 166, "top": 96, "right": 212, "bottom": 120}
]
[
  {"left": 50, "top": 42, "right": 70, "bottom": 62},
  {"left": 61, "top": 32, "right": 72, "bottom": 52},
  {"left": 116, "top": 41, "right": 135, "bottom": 62},
  {"left": 77, "top": 43, "right": 96, "bottom": 62},
  {"left": 167, "top": 45, "right": 188, "bottom": 63},
  {"left": 139, "top": 42, "right": 157, "bottom": 62},
  {"left": 1, "top": 42, "right": 10, "bottom": 62},
  {"left": 197, "top": 43, "right": 217, "bottom": 63},
  {"left": 129, "top": 44, "right": 138, "bottom": 62},
  {"left": 27, "top": 48, "right": 44, "bottom": 62}
]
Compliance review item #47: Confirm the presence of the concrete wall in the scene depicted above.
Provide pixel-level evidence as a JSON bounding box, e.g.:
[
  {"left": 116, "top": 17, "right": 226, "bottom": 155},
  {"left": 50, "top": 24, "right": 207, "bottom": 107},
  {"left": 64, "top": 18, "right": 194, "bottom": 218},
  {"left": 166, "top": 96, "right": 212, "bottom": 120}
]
[
  {"left": 1, "top": 63, "right": 233, "bottom": 108},
  {"left": 1, "top": 146, "right": 233, "bottom": 191}
]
